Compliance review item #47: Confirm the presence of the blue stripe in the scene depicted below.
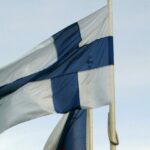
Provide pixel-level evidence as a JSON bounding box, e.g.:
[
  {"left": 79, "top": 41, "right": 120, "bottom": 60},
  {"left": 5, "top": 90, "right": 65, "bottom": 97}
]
[
  {"left": 51, "top": 73, "right": 80, "bottom": 113},
  {"left": 53, "top": 23, "right": 81, "bottom": 58},
  {"left": 56, "top": 109, "right": 87, "bottom": 150},
  {"left": 0, "top": 36, "right": 114, "bottom": 99}
]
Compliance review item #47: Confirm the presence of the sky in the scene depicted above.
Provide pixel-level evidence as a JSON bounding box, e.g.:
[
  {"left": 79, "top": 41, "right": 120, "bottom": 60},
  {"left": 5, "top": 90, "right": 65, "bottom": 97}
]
[{"left": 0, "top": 0, "right": 150, "bottom": 150}]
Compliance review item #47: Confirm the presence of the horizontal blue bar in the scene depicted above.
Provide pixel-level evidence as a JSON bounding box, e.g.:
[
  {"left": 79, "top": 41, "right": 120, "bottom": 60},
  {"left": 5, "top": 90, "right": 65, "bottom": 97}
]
[{"left": 0, "top": 36, "right": 114, "bottom": 99}]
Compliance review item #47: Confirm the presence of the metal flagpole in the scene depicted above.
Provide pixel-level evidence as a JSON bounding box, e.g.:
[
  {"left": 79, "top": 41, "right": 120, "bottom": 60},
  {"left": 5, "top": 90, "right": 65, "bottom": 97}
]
[
  {"left": 107, "top": 0, "right": 119, "bottom": 150},
  {"left": 87, "top": 109, "right": 93, "bottom": 150}
]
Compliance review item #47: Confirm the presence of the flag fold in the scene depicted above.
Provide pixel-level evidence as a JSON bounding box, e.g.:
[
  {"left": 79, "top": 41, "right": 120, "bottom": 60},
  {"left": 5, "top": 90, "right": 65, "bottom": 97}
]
[{"left": 44, "top": 110, "right": 87, "bottom": 150}]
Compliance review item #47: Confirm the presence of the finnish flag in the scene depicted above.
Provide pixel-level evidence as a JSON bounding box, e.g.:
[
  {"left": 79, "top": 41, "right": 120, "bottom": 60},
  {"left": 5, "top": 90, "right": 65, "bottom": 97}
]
[
  {"left": 44, "top": 110, "right": 87, "bottom": 150},
  {"left": 0, "top": 5, "right": 114, "bottom": 133}
]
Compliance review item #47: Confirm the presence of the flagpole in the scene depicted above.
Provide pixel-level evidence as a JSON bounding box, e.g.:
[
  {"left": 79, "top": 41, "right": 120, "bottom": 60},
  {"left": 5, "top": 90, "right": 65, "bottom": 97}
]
[
  {"left": 87, "top": 109, "right": 93, "bottom": 150},
  {"left": 107, "top": 0, "right": 119, "bottom": 150}
]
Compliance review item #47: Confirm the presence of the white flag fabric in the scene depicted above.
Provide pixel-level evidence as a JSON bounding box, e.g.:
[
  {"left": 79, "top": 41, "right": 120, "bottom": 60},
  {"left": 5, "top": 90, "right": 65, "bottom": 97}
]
[{"left": 0, "top": 5, "right": 114, "bottom": 133}]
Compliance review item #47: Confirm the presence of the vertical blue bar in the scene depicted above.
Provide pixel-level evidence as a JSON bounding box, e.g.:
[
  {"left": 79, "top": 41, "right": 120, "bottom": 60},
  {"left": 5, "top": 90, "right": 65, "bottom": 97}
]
[
  {"left": 57, "top": 110, "right": 87, "bottom": 150},
  {"left": 53, "top": 23, "right": 81, "bottom": 58},
  {"left": 51, "top": 73, "right": 80, "bottom": 113}
]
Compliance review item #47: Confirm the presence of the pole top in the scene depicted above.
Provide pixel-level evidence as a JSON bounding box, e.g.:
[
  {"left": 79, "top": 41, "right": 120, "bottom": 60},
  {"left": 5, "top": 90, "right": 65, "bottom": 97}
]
[{"left": 107, "top": 0, "right": 112, "bottom": 5}]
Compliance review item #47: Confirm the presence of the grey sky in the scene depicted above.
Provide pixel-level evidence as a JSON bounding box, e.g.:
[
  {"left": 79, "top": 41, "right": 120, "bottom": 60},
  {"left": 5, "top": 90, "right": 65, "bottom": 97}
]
[{"left": 0, "top": 0, "right": 150, "bottom": 150}]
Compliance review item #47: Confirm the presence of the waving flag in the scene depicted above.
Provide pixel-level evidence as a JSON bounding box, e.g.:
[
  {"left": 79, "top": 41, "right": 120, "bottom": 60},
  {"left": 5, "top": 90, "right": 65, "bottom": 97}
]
[
  {"left": 0, "top": 4, "right": 114, "bottom": 133},
  {"left": 44, "top": 110, "right": 87, "bottom": 150}
]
